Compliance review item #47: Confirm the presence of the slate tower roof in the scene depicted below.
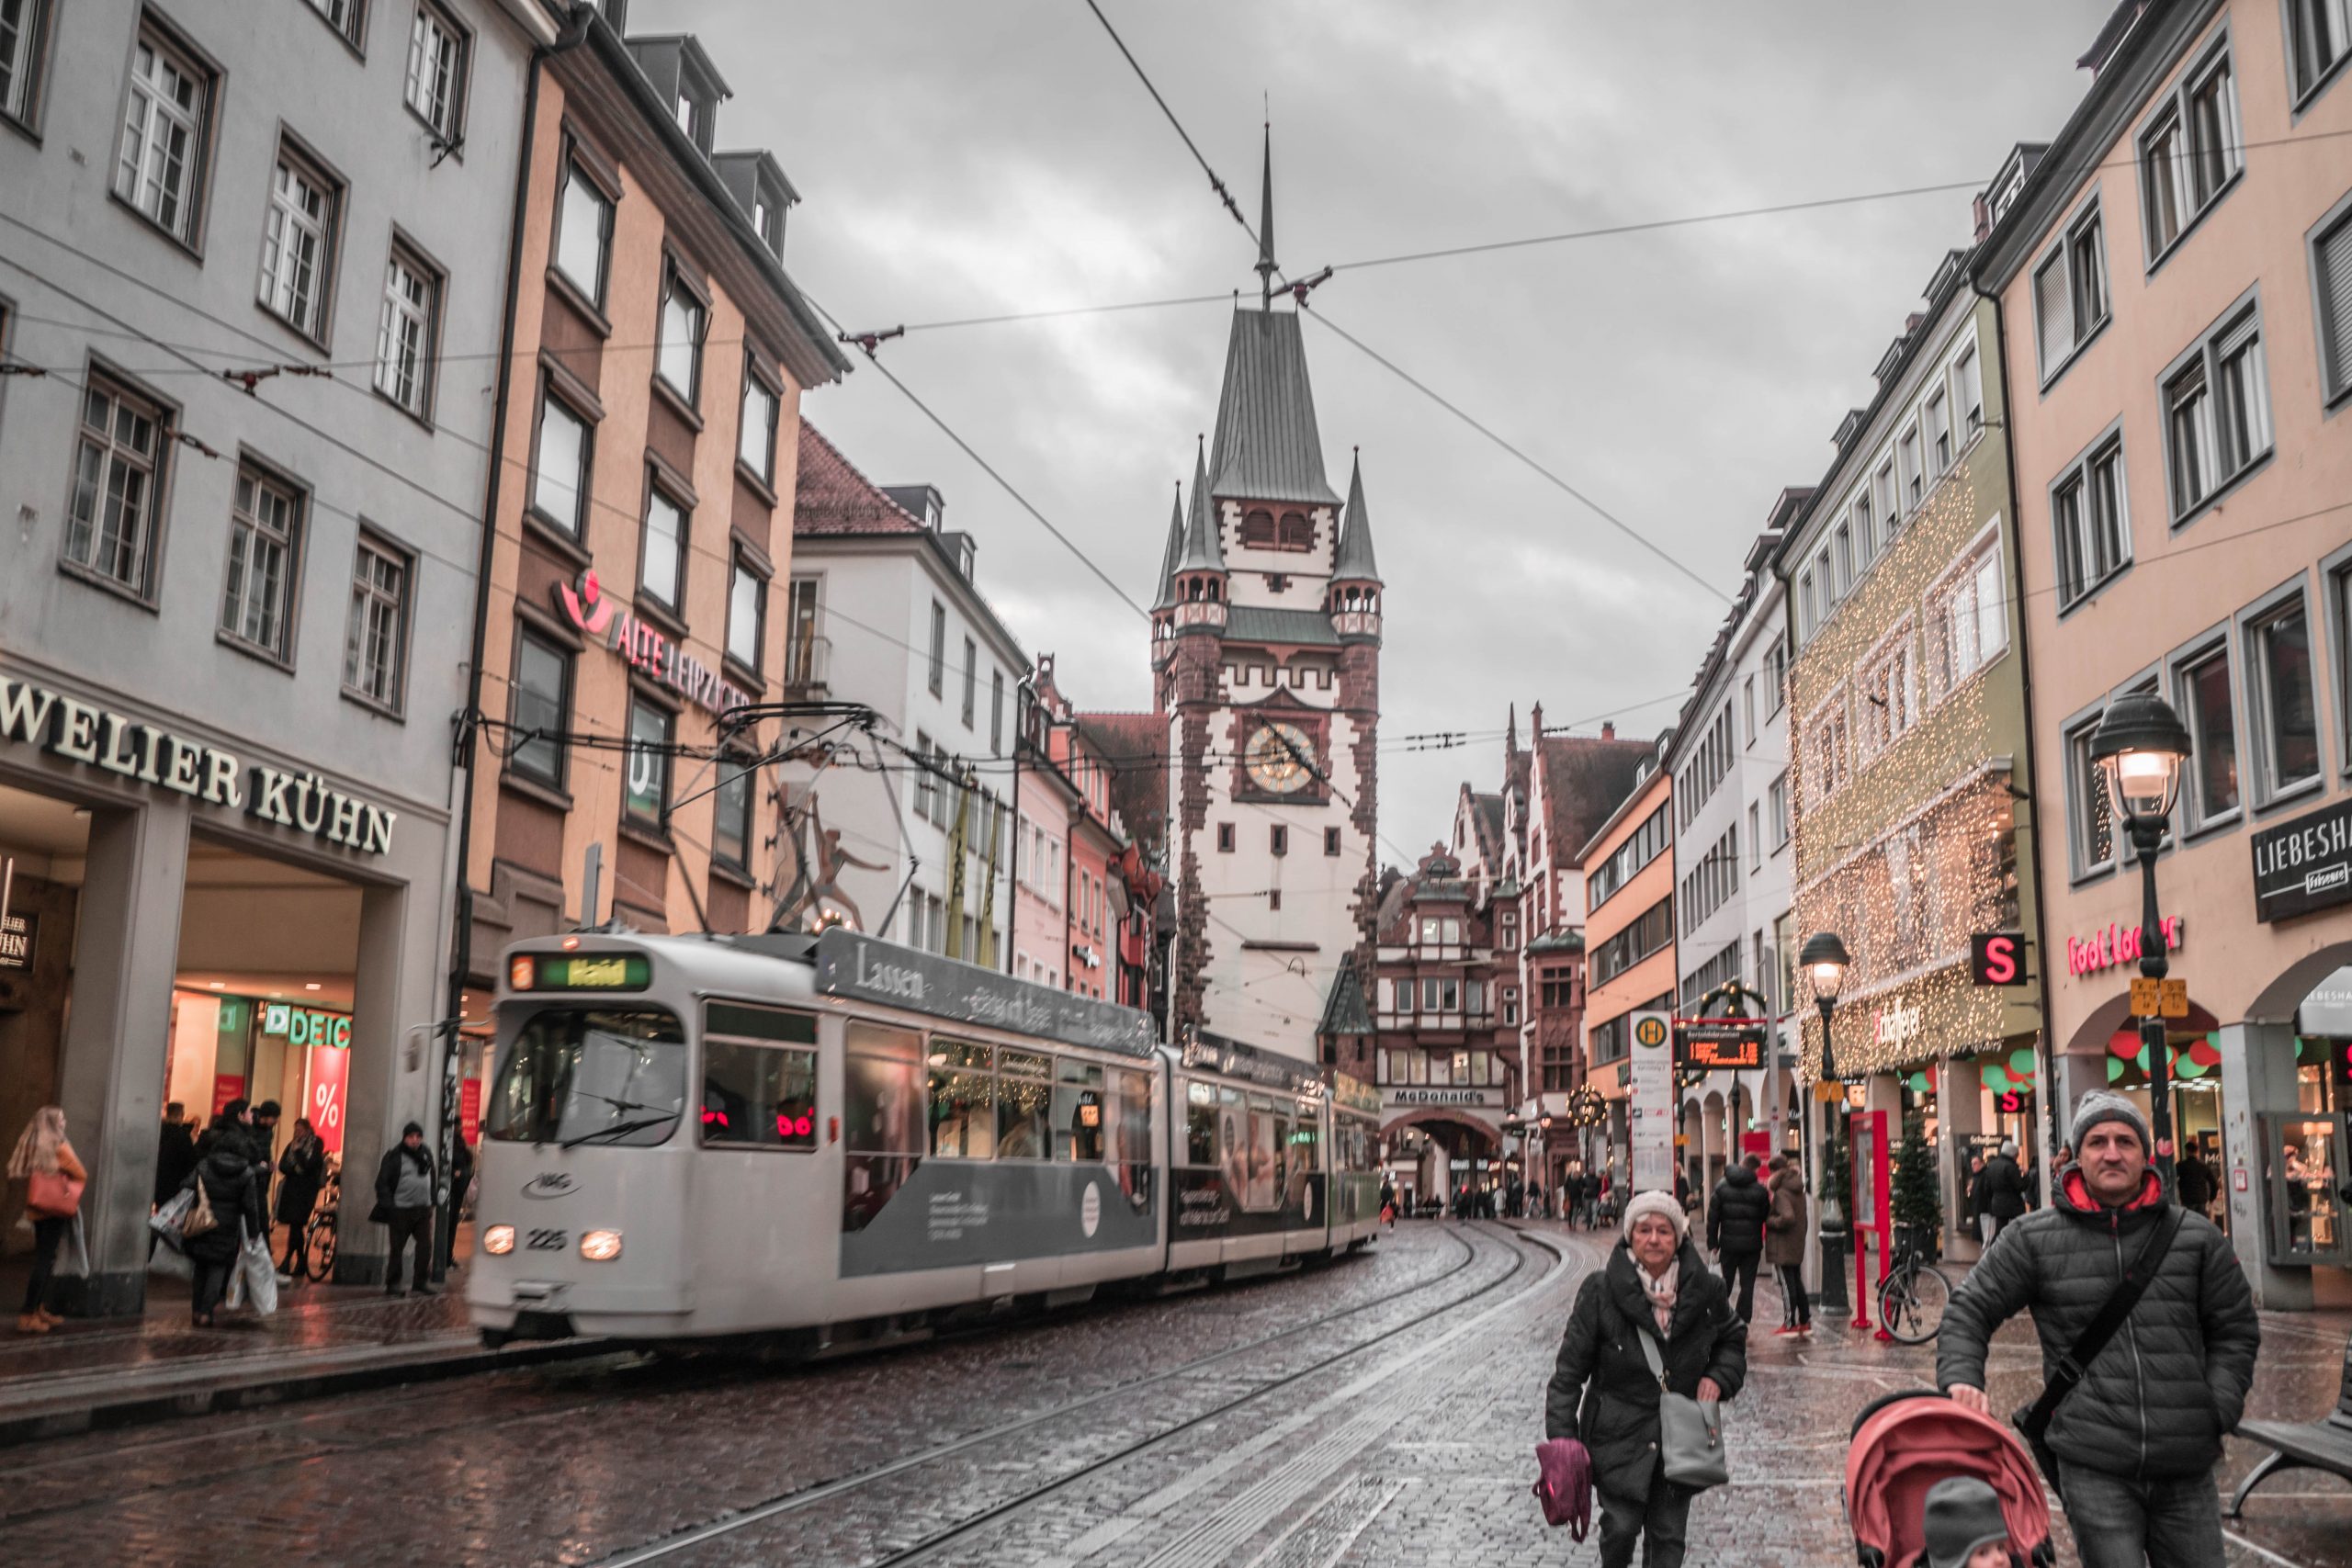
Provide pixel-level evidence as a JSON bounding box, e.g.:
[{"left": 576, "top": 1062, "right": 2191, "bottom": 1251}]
[
  {"left": 1206, "top": 310, "right": 1341, "bottom": 508},
  {"left": 1149, "top": 484, "right": 1184, "bottom": 610},
  {"left": 1333, "top": 452, "right": 1381, "bottom": 581},
  {"left": 1174, "top": 439, "right": 1226, "bottom": 574}
]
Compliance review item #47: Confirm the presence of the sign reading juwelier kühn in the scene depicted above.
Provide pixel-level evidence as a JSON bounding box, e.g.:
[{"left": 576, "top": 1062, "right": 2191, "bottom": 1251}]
[{"left": 2252, "top": 795, "right": 2352, "bottom": 923}]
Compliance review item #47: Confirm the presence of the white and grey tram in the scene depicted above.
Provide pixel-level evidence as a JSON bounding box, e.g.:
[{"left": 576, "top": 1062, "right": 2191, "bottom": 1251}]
[{"left": 468, "top": 926, "right": 1383, "bottom": 1345}]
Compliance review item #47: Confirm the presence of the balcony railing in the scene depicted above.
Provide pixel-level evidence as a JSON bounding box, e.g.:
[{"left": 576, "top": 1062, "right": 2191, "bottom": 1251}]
[{"left": 785, "top": 632, "right": 831, "bottom": 694}]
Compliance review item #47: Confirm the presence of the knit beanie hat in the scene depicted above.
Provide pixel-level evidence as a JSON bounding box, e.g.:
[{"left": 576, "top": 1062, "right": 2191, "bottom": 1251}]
[
  {"left": 2067, "top": 1091, "right": 2151, "bottom": 1155},
  {"left": 1923, "top": 1476, "right": 2010, "bottom": 1568},
  {"left": 1622, "top": 1188, "right": 1689, "bottom": 1242}
]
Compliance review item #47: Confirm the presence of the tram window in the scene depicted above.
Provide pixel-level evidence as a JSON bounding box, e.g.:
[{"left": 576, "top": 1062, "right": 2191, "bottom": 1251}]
[
  {"left": 842, "top": 1023, "right": 924, "bottom": 1154},
  {"left": 1054, "top": 1056, "right": 1106, "bottom": 1162},
  {"left": 701, "top": 1039, "right": 817, "bottom": 1150},
  {"left": 1241, "top": 1095, "right": 1279, "bottom": 1210},
  {"left": 1112, "top": 1069, "right": 1154, "bottom": 1213},
  {"left": 929, "top": 1035, "right": 996, "bottom": 1159},
  {"left": 486, "top": 1008, "right": 685, "bottom": 1148},
  {"left": 1293, "top": 1099, "right": 1320, "bottom": 1173},
  {"left": 996, "top": 1048, "right": 1051, "bottom": 1159},
  {"left": 1184, "top": 1078, "right": 1218, "bottom": 1166}
]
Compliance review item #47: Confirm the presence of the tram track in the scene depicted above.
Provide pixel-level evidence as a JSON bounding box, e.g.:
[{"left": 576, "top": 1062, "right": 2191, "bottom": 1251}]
[{"left": 595, "top": 1222, "right": 1583, "bottom": 1568}]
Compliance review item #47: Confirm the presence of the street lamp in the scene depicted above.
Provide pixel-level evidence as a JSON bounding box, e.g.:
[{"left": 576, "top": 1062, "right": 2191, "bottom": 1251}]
[
  {"left": 1801, "top": 930, "right": 1851, "bottom": 1318},
  {"left": 2090, "top": 690, "right": 2192, "bottom": 1189}
]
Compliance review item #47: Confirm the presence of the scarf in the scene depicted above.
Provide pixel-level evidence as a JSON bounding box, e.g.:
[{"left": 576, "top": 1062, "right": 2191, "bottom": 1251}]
[{"left": 1641, "top": 1258, "right": 1679, "bottom": 1335}]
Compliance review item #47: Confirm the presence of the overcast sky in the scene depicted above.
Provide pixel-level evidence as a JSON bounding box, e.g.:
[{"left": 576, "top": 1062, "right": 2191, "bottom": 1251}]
[{"left": 639, "top": 0, "right": 2113, "bottom": 862}]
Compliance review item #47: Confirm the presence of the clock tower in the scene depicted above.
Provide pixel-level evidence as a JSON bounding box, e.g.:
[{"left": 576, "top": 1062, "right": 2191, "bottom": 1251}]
[{"left": 1149, "top": 161, "right": 1383, "bottom": 1062}]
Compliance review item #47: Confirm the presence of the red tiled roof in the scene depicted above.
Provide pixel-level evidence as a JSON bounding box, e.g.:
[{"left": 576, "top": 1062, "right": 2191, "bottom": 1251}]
[
  {"left": 1077, "top": 711, "right": 1168, "bottom": 856},
  {"left": 1538, "top": 736, "right": 1656, "bottom": 866},
  {"left": 794, "top": 423, "right": 924, "bottom": 536}
]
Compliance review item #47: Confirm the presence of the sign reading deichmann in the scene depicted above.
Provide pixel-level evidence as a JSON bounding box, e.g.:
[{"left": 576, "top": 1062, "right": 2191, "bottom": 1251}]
[{"left": 0, "top": 675, "right": 396, "bottom": 857}]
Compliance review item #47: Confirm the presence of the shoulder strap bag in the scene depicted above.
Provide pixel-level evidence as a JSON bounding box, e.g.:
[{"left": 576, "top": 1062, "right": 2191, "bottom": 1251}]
[
  {"left": 1635, "top": 1320, "right": 1729, "bottom": 1490},
  {"left": 2010, "top": 1206, "right": 2183, "bottom": 1498}
]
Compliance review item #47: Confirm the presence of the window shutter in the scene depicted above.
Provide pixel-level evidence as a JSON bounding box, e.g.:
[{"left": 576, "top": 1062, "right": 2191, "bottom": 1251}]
[
  {"left": 2321, "top": 215, "right": 2352, "bottom": 396},
  {"left": 2035, "top": 254, "right": 2073, "bottom": 369}
]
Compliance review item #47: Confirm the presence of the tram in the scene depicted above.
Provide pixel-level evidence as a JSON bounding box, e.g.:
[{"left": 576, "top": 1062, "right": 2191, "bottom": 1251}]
[{"left": 467, "top": 926, "right": 1382, "bottom": 1346}]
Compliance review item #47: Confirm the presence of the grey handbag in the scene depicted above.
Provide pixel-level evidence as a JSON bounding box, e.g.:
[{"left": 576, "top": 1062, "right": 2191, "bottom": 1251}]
[{"left": 1635, "top": 1322, "right": 1729, "bottom": 1490}]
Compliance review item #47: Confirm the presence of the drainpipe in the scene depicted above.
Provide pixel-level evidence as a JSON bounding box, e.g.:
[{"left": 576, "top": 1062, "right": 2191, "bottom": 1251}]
[
  {"left": 1005, "top": 669, "right": 1035, "bottom": 975},
  {"left": 1973, "top": 273, "right": 2064, "bottom": 1212},
  {"left": 435, "top": 3, "right": 594, "bottom": 1280}
]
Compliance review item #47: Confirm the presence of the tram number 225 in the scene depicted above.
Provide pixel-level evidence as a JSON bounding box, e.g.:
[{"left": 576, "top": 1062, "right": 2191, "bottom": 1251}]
[{"left": 525, "top": 1228, "right": 568, "bottom": 1252}]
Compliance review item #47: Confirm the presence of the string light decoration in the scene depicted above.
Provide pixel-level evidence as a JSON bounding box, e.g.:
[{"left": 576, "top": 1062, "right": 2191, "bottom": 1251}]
[
  {"left": 1783, "top": 298, "right": 2045, "bottom": 1091},
  {"left": 1566, "top": 1085, "right": 1608, "bottom": 1129}
]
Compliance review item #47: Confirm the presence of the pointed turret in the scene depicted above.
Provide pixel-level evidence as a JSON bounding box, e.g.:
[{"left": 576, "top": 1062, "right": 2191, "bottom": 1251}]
[
  {"left": 1255, "top": 123, "right": 1277, "bottom": 310},
  {"left": 1150, "top": 483, "right": 1184, "bottom": 612},
  {"left": 1329, "top": 449, "right": 1383, "bottom": 645},
  {"left": 1171, "top": 439, "right": 1227, "bottom": 636}
]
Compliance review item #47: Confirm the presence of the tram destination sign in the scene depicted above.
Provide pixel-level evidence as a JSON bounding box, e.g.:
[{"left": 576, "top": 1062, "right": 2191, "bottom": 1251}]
[
  {"left": 2251, "top": 795, "right": 2352, "bottom": 923},
  {"left": 1180, "top": 1030, "right": 1327, "bottom": 1097},
  {"left": 815, "top": 928, "right": 1157, "bottom": 1058}
]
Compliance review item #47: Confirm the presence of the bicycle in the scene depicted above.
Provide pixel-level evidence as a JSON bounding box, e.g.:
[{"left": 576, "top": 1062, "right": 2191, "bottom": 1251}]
[
  {"left": 1876, "top": 1242, "right": 1952, "bottom": 1343},
  {"left": 303, "top": 1156, "right": 341, "bottom": 1285}
]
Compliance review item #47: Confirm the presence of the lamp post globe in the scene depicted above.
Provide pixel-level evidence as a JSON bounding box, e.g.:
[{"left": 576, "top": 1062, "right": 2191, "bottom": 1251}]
[{"left": 1799, "top": 930, "right": 1853, "bottom": 1318}]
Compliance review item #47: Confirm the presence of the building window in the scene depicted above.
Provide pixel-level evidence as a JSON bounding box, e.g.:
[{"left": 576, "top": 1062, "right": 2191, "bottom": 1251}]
[
  {"left": 1927, "top": 533, "right": 2007, "bottom": 700},
  {"left": 1747, "top": 803, "right": 1761, "bottom": 869},
  {"left": 785, "top": 577, "right": 820, "bottom": 686},
  {"left": 1324, "top": 825, "right": 1341, "bottom": 856},
  {"left": 2174, "top": 640, "right": 2239, "bottom": 831},
  {"left": 712, "top": 755, "right": 752, "bottom": 870},
  {"left": 1898, "top": 427, "right": 1922, "bottom": 511},
  {"left": 373, "top": 243, "right": 440, "bottom": 420},
  {"left": 1833, "top": 522, "right": 1853, "bottom": 597},
  {"left": 2034, "top": 203, "right": 2109, "bottom": 381},
  {"left": 625, "top": 696, "right": 673, "bottom": 824},
  {"left": 1270, "top": 825, "right": 1287, "bottom": 856},
  {"left": 640, "top": 479, "right": 685, "bottom": 611},
  {"left": 1804, "top": 689, "right": 1849, "bottom": 807},
  {"left": 1793, "top": 567, "right": 1815, "bottom": 643},
  {"left": 1859, "top": 620, "right": 1917, "bottom": 760},
  {"left": 1764, "top": 641, "right": 1786, "bottom": 716},
  {"left": 115, "top": 26, "right": 212, "bottom": 244},
  {"left": 553, "top": 154, "right": 613, "bottom": 307},
  {"left": 2165, "top": 303, "right": 2270, "bottom": 523},
  {"left": 2247, "top": 596, "right": 2322, "bottom": 801},
  {"left": 531, "top": 385, "right": 592, "bottom": 537},
  {"left": 1924, "top": 389, "right": 1952, "bottom": 475},
  {"left": 2290, "top": 0, "right": 2352, "bottom": 101},
  {"left": 2, "top": 0, "right": 51, "bottom": 127},
  {"left": 739, "top": 369, "right": 778, "bottom": 484},
  {"left": 2317, "top": 202, "right": 2352, "bottom": 406},
  {"left": 989, "top": 671, "right": 1005, "bottom": 756},
  {"left": 1216, "top": 822, "right": 1235, "bottom": 852},
  {"left": 220, "top": 464, "right": 301, "bottom": 661},
  {"left": 1501, "top": 988, "right": 1519, "bottom": 1027},
  {"left": 1768, "top": 773, "right": 1790, "bottom": 849},
  {"left": 304, "top": 0, "right": 364, "bottom": 45},
  {"left": 1872, "top": 459, "right": 1899, "bottom": 542},
  {"left": 910, "top": 731, "right": 936, "bottom": 823},
  {"left": 508, "top": 627, "right": 571, "bottom": 787},
  {"left": 960, "top": 636, "right": 977, "bottom": 728},
  {"left": 657, "top": 265, "right": 705, "bottom": 404},
  {"left": 402, "top": 0, "right": 467, "bottom": 143},
  {"left": 63, "top": 372, "right": 168, "bottom": 597},
  {"left": 2140, "top": 42, "right": 2239, "bottom": 261},
  {"left": 927, "top": 600, "right": 945, "bottom": 695},
  {"left": 2066, "top": 716, "right": 2117, "bottom": 878},
  {"left": 2052, "top": 434, "right": 2131, "bottom": 609},
  {"left": 257, "top": 143, "right": 340, "bottom": 340},
  {"left": 728, "top": 550, "right": 764, "bottom": 672},
  {"left": 1954, "top": 343, "right": 1984, "bottom": 436},
  {"left": 343, "top": 535, "right": 408, "bottom": 712}
]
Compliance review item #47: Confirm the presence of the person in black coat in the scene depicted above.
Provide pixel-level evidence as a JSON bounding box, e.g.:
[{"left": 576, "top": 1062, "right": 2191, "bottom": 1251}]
[
  {"left": 1706, "top": 1155, "right": 1771, "bottom": 1325},
  {"left": 1973, "top": 1141, "right": 2030, "bottom": 1236},
  {"left": 275, "top": 1119, "right": 327, "bottom": 1283},
  {"left": 153, "top": 1103, "right": 198, "bottom": 1207},
  {"left": 184, "top": 1141, "right": 266, "bottom": 1326},
  {"left": 1545, "top": 1189, "right": 1748, "bottom": 1568},
  {"left": 374, "top": 1123, "right": 438, "bottom": 1296}
]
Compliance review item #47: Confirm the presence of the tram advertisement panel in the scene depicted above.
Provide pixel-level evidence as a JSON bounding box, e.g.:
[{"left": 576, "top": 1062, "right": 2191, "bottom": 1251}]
[{"left": 1172, "top": 1075, "right": 1328, "bottom": 1236}]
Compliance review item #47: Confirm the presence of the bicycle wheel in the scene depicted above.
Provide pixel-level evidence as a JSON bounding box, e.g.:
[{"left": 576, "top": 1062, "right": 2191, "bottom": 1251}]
[
  {"left": 306, "top": 1217, "right": 338, "bottom": 1283},
  {"left": 1879, "top": 1262, "right": 1951, "bottom": 1343}
]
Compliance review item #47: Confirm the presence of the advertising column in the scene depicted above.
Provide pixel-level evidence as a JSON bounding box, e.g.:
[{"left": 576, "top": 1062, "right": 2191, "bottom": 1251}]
[{"left": 1629, "top": 1010, "right": 1674, "bottom": 1193}]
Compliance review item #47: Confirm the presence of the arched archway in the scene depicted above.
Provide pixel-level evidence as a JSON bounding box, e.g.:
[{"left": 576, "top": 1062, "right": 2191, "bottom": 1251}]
[{"left": 1381, "top": 1111, "right": 1501, "bottom": 1214}]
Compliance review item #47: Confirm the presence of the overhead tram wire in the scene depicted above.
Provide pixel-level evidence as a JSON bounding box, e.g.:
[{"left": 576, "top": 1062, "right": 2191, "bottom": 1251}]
[{"left": 1078, "top": 0, "right": 1262, "bottom": 252}]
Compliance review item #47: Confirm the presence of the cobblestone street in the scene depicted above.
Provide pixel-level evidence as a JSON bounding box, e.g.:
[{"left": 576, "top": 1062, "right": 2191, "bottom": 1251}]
[{"left": 0, "top": 1222, "right": 2345, "bottom": 1566}]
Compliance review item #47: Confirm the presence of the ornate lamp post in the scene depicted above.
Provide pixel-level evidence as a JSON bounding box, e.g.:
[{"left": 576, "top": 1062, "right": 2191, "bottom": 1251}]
[
  {"left": 2089, "top": 691, "right": 2192, "bottom": 1189},
  {"left": 1802, "top": 930, "right": 1852, "bottom": 1318}
]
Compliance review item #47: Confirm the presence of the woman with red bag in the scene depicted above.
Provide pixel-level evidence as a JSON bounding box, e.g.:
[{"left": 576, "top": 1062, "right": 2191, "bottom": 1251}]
[{"left": 8, "top": 1105, "right": 86, "bottom": 1334}]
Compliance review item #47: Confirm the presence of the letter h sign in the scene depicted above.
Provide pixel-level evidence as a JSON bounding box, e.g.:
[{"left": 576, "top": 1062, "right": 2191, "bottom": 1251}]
[{"left": 1970, "top": 932, "right": 2025, "bottom": 987}]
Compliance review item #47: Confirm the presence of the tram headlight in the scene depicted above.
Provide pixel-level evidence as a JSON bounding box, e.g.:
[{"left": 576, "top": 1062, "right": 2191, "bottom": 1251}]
[
  {"left": 483, "top": 1224, "right": 515, "bottom": 1256},
  {"left": 580, "top": 1229, "right": 623, "bottom": 1262}
]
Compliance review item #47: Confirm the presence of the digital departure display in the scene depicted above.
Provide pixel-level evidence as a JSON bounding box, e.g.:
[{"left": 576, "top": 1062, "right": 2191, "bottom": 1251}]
[{"left": 508, "top": 953, "right": 652, "bottom": 992}]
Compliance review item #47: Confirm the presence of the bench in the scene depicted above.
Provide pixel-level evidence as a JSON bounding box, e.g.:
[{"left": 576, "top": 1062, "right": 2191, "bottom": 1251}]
[{"left": 2228, "top": 1332, "right": 2352, "bottom": 1517}]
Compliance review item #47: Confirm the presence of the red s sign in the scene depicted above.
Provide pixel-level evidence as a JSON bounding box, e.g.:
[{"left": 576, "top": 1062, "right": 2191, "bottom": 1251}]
[{"left": 1971, "top": 932, "right": 2024, "bottom": 987}]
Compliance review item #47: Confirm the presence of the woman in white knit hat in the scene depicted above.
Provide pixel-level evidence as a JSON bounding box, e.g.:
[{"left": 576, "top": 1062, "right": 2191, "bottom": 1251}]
[{"left": 1541, "top": 1186, "right": 1748, "bottom": 1567}]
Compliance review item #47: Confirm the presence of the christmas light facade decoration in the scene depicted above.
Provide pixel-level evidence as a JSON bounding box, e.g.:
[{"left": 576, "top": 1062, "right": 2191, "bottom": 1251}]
[{"left": 1780, "top": 291, "right": 2045, "bottom": 1089}]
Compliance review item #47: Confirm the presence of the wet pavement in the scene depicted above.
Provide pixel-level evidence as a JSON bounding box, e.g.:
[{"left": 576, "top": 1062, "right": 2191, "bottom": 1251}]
[{"left": 0, "top": 1221, "right": 2343, "bottom": 1566}]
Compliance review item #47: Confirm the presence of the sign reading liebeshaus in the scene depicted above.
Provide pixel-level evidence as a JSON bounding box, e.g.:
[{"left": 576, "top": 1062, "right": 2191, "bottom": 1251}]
[
  {"left": 1, "top": 675, "right": 396, "bottom": 856},
  {"left": 2251, "top": 795, "right": 2352, "bottom": 923}
]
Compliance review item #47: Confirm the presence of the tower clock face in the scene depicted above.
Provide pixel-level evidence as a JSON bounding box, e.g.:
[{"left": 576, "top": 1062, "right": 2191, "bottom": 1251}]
[{"left": 1245, "top": 723, "right": 1316, "bottom": 795}]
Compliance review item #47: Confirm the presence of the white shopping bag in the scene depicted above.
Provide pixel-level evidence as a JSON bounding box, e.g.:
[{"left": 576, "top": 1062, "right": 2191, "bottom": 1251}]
[{"left": 240, "top": 1230, "right": 278, "bottom": 1317}]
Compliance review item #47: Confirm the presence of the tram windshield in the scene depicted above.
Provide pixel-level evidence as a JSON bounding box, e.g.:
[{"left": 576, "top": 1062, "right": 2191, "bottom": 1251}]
[{"left": 485, "top": 1008, "right": 687, "bottom": 1148}]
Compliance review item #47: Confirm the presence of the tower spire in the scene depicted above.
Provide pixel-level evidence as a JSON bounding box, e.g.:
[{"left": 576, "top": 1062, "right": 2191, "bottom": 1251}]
[{"left": 1255, "top": 119, "right": 1277, "bottom": 310}]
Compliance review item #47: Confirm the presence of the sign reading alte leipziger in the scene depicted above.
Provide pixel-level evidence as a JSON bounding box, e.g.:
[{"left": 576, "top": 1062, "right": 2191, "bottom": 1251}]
[
  {"left": 0, "top": 674, "right": 396, "bottom": 856},
  {"left": 558, "top": 570, "right": 750, "bottom": 719}
]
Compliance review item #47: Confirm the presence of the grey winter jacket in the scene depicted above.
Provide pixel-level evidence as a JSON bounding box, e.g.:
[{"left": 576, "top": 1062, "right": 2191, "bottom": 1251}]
[{"left": 1935, "top": 1166, "right": 2259, "bottom": 1482}]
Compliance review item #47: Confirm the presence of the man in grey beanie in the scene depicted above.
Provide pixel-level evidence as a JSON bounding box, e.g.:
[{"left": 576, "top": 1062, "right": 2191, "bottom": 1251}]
[{"left": 1936, "top": 1090, "right": 2258, "bottom": 1567}]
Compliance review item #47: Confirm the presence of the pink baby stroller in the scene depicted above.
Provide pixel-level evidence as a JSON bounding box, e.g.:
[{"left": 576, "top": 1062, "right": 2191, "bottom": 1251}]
[{"left": 1846, "top": 1391, "right": 2055, "bottom": 1568}]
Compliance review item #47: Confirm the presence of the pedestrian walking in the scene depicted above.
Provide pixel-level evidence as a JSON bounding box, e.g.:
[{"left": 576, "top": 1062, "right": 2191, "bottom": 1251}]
[
  {"left": 185, "top": 1130, "right": 266, "bottom": 1327},
  {"left": 1379, "top": 1177, "right": 1396, "bottom": 1231},
  {"left": 1973, "top": 1140, "right": 2028, "bottom": 1239},
  {"left": 1938, "top": 1092, "right": 2260, "bottom": 1568},
  {"left": 9, "top": 1106, "right": 85, "bottom": 1334},
  {"left": 275, "top": 1119, "right": 327, "bottom": 1283},
  {"left": 373, "top": 1123, "right": 437, "bottom": 1296},
  {"left": 2175, "top": 1150, "right": 2215, "bottom": 1219},
  {"left": 153, "top": 1102, "right": 198, "bottom": 1208},
  {"left": 1706, "top": 1153, "right": 1770, "bottom": 1325},
  {"left": 1763, "top": 1153, "right": 1812, "bottom": 1335},
  {"left": 1544, "top": 1190, "right": 1747, "bottom": 1568}
]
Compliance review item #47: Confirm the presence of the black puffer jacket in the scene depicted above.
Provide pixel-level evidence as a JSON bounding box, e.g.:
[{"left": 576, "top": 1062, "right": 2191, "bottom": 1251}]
[
  {"left": 1706, "top": 1164, "right": 1770, "bottom": 1256},
  {"left": 183, "top": 1146, "right": 266, "bottom": 1264},
  {"left": 1936, "top": 1167, "right": 2259, "bottom": 1482},
  {"left": 1975, "top": 1154, "right": 2029, "bottom": 1221},
  {"left": 1544, "top": 1238, "right": 1748, "bottom": 1498}
]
